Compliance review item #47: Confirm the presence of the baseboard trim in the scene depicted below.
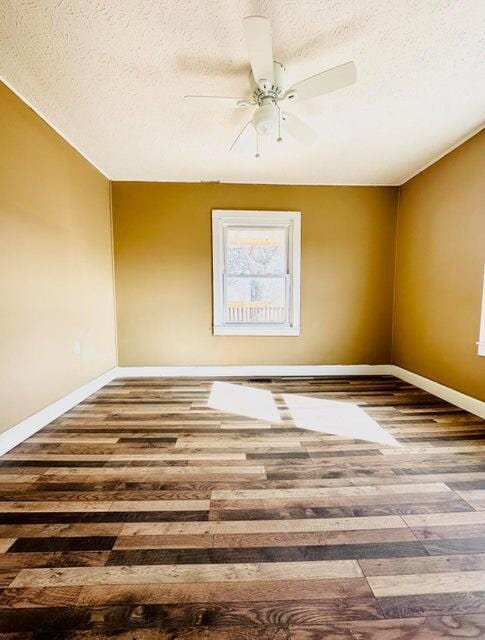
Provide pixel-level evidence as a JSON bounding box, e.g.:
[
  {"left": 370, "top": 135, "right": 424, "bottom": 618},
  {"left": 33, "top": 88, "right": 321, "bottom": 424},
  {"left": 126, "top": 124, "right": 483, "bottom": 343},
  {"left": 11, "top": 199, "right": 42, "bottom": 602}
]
[
  {"left": 390, "top": 365, "right": 485, "bottom": 420},
  {"left": 2, "top": 363, "right": 483, "bottom": 456},
  {"left": 0, "top": 368, "right": 118, "bottom": 456},
  {"left": 0, "top": 364, "right": 390, "bottom": 456},
  {"left": 115, "top": 364, "right": 392, "bottom": 378}
]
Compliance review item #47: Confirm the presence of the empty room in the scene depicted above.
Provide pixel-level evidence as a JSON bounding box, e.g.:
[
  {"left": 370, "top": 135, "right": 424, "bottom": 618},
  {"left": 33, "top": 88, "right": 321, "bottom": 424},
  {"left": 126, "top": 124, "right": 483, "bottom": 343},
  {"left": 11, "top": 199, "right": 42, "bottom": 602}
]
[{"left": 1, "top": 1, "right": 485, "bottom": 638}]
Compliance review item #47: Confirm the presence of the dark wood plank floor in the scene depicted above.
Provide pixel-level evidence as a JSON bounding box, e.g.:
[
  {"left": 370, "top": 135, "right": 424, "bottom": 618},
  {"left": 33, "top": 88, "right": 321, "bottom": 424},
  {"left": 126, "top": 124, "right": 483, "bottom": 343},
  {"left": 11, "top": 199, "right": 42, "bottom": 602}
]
[{"left": 1, "top": 375, "right": 485, "bottom": 639}]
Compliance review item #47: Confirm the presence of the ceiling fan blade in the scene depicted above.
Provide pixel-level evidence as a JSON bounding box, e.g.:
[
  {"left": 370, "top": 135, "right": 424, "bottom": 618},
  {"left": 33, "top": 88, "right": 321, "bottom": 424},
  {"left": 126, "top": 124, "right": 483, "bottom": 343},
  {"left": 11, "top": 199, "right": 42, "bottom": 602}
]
[
  {"left": 285, "top": 61, "right": 356, "bottom": 102},
  {"left": 281, "top": 112, "right": 317, "bottom": 145},
  {"left": 243, "top": 16, "right": 274, "bottom": 86},
  {"left": 229, "top": 121, "right": 254, "bottom": 153},
  {"left": 184, "top": 95, "right": 251, "bottom": 107}
]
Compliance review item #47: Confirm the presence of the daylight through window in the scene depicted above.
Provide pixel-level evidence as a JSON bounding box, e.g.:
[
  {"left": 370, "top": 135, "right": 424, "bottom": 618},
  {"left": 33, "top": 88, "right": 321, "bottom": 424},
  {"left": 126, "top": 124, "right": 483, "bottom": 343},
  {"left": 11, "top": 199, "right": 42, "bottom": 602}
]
[{"left": 212, "top": 210, "right": 301, "bottom": 336}]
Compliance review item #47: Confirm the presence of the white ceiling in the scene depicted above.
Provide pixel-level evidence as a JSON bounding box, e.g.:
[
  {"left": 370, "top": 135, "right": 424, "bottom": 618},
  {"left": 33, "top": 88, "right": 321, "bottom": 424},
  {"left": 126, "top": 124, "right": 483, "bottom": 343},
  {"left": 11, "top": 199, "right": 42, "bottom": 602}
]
[{"left": 0, "top": 0, "right": 484, "bottom": 185}]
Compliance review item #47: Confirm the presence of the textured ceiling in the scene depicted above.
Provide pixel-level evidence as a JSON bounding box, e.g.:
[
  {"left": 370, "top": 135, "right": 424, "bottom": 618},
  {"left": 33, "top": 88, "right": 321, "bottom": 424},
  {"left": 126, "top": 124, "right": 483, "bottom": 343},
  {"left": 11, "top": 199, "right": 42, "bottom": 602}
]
[{"left": 0, "top": 0, "right": 484, "bottom": 184}]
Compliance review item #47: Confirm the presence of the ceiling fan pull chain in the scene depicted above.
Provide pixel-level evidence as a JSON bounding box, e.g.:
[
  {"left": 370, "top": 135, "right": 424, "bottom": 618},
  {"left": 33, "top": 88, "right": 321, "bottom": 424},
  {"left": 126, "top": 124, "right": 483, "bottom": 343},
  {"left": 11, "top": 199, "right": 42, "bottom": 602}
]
[
  {"left": 276, "top": 103, "right": 282, "bottom": 142},
  {"left": 255, "top": 130, "right": 261, "bottom": 158}
]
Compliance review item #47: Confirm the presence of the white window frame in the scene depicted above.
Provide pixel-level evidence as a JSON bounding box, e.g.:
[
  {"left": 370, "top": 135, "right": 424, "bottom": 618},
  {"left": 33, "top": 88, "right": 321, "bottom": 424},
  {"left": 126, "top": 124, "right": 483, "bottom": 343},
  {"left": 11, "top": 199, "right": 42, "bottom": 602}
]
[
  {"left": 478, "top": 263, "right": 485, "bottom": 356},
  {"left": 212, "top": 209, "right": 301, "bottom": 336}
]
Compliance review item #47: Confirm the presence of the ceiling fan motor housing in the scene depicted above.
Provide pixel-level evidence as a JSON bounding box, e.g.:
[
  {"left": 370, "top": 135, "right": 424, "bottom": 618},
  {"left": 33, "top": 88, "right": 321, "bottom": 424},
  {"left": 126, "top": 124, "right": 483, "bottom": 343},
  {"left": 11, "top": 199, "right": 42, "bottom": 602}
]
[
  {"left": 249, "top": 61, "right": 285, "bottom": 104},
  {"left": 249, "top": 61, "right": 285, "bottom": 137}
]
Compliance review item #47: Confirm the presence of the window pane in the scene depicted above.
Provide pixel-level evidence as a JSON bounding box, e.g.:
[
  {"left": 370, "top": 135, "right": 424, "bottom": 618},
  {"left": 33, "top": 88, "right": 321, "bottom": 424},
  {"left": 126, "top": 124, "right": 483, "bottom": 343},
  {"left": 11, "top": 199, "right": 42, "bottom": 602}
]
[
  {"left": 225, "top": 227, "right": 286, "bottom": 275},
  {"left": 225, "top": 277, "right": 286, "bottom": 324}
]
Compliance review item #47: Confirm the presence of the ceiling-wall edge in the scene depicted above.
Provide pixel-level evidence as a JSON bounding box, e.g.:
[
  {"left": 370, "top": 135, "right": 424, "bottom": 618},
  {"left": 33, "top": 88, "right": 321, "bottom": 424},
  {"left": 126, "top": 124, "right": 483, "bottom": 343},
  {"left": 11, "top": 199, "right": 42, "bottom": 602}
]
[
  {"left": 4, "top": 74, "right": 482, "bottom": 189},
  {"left": 398, "top": 121, "right": 484, "bottom": 186},
  {"left": 109, "top": 179, "right": 400, "bottom": 187},
  {"left": 0, "top": 75, "right": 112, "bottom": 179}
]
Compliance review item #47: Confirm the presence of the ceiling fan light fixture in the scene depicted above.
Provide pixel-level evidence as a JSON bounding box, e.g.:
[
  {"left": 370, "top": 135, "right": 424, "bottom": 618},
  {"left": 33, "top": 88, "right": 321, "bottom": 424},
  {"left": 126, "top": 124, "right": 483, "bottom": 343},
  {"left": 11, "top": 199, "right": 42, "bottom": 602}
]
[{"left": 252, "top": 103, "right": 279, "bottom": 136}]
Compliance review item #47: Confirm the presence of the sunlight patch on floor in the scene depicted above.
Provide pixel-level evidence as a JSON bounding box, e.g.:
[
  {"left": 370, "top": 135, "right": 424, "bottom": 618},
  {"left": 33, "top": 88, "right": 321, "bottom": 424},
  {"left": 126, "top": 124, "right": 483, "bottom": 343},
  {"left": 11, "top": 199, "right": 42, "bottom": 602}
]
[
  {"left": 208, "top": 381, "right": 282, "bottom": 423},
  {"left": 283, "top": 394, "right": 400, "bottom": 446}
]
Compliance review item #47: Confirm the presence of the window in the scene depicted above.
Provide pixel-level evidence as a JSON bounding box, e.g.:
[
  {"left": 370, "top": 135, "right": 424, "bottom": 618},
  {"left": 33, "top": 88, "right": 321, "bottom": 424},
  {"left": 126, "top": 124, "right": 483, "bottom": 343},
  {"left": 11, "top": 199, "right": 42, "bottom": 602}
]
[
  {"left": 212, "top": 210, "right": 301, "bottom": 336},
  {"left": 479, "top": 264, "right": 485, "bottom": 356}
]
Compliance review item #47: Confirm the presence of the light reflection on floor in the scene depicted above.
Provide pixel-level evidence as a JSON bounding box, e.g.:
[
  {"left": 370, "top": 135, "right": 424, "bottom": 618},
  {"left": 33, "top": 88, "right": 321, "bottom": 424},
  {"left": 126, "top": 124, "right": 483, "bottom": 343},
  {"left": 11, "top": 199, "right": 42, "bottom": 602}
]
[
  {"left": 208, "top": 381, "right": 282, "bottom": 423},
  {"left": 283, "top": 394, "right": 400, "bottom": 446},
  {"left": 208, "top": 381, "right": 399, "bottom": 446}
]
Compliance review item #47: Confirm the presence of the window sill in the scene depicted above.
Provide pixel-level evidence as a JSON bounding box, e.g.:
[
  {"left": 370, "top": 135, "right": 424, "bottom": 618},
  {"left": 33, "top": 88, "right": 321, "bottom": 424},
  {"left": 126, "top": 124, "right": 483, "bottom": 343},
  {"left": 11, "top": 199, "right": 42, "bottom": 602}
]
[{"left": 214, "top": 325, "right": 300, "bottom": 337}]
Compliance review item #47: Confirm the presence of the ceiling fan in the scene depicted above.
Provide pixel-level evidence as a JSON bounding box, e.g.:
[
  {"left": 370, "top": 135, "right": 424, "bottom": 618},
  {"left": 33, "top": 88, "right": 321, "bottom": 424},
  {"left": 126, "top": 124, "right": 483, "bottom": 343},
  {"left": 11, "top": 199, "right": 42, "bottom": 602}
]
[{"left": 185, "top": 16, "right": 356, "bottom": 157}]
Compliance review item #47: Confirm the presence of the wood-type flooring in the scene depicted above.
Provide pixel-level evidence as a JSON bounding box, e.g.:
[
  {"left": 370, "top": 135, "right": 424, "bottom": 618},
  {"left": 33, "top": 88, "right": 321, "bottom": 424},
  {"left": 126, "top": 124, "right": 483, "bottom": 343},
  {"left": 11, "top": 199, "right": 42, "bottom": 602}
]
[{"left": 0, "top": 374, "right": 485, "bottom": 639}]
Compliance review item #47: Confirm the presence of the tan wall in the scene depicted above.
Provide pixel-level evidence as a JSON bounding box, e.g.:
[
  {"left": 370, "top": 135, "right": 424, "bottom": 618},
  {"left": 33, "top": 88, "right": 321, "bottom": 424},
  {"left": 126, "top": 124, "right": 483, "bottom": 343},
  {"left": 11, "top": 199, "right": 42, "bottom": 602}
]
[
  {"left": 4, "top": 72, "right": 481, "bottom": 424},
  {"left": 0, "top": 82, "right": 117, "bottom": 433},
  {"left": 112, "top": 182, "right": 397, "bottom": 366},
  {"left": 393, "top": 130, "right": 485, "bottom": 400}
]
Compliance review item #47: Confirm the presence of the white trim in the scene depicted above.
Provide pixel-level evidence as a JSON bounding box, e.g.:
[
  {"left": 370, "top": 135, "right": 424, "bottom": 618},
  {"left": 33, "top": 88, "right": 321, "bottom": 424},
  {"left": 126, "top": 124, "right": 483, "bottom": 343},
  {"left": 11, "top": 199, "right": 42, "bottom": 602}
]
[
  {"left": 213, "top": 326, "right": 300, "bottom": 336},
  {"left": 116, "top": 365, "right": 392, "bottom": 378},
  {"left": 2, "top": 363, "right": 484, "bottom": 456},
  {"left": 390, "top": 365, "right": 485, "bottom": 420},
  {"left": 0, "top": 368, "right": 118, "bottom": 456},
  {"left": 212, "top": 210, "right": 301, "bottom": 336}
]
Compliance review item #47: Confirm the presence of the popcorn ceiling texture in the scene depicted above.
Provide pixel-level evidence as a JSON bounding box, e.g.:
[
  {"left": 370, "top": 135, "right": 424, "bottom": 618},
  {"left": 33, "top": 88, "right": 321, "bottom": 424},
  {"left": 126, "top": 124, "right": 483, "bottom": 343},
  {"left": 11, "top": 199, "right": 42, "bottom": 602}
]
[{"left": 0, "top": 0, "right": 484, "bottom": 184}]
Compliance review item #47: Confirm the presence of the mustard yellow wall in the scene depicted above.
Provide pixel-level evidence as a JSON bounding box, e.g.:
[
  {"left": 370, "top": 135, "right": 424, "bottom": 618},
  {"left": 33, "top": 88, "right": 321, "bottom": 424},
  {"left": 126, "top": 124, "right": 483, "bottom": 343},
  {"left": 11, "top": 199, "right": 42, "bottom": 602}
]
[
  {"left": 3, "top": 74, "right": 482, "bottom": 426},
  {"left": 112, "top": 182, "right": 397, "bottom": 366},
  {"left": 393, "top": 130, "right": 485, "bottom": 400},
  {"left": 0, "top": 82, "right": 117, "bottom": 433}
]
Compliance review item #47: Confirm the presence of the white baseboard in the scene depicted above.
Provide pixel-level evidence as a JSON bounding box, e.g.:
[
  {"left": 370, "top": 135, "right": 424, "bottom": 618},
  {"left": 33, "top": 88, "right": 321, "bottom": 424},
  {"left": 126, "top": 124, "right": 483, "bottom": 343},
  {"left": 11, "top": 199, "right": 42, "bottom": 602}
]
[
  {"left": 390, "top": 365, "right": 485, "bottom": 420},
  {"left": 0, "top": 368, "right": 118, "bottom": 456},
  {"left": 0, "top": 363, "right": 389, "bottom": 456},
  {"left": 115, "top": 364, "right": 393, "bottom": 378},
  {"left": 116, "top": 365, "right": 484, "bottom": 418},
  {"left": 2, "top": 363, "right": 482, "bottom": 456}
]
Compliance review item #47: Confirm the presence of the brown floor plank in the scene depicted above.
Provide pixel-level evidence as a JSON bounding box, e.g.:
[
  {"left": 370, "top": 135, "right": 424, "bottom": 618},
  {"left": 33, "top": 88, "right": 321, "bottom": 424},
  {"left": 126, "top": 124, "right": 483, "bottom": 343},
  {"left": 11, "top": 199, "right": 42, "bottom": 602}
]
[
  {"left": 0, "top": 374, "right": 483, "bottom": 635},
  {"left": 74, "top": 577, "right": 371, "bottom": 606},
  {"left": 289, "top": 614, "right": 485, "bottom": 639}
]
